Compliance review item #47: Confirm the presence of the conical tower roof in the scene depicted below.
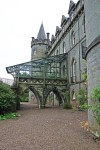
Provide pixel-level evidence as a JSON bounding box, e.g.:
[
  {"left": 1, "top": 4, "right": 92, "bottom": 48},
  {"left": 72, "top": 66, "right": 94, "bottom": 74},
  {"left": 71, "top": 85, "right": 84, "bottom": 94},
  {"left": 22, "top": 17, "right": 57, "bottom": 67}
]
[{"left": 37, "top": 23, "right": 46, "bottom": 40}]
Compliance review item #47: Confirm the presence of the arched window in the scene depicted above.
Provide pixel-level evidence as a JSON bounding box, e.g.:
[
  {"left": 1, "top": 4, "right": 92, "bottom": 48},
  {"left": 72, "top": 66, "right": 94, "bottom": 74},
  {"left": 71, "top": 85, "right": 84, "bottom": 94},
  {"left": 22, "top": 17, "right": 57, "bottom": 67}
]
[
  {"left": 71, "top": 58, "right": 76, "bottom": 83},
  {"left": 82, "top": 15, "right": 85, "bottom": 33},
  {"left": 63, "top": 65, "right": 65, "bottom": 76},
  {"left": 33, "top": 47, "right": 37, "bottom": 55},
  {"left": 71, "top": 31, "right": 75, "bottom": 46},
  {"left": 33, "top": 50, "right": 36, "bottom": 55},
  {"left": 72, "top": 90, "right": 76, "bottom": 100},
  {"left": 63, "top": 42, "right": 66, "bottom": 53},
  {"left": 56, "top": 49, "right": 59, "bottom": 55}
]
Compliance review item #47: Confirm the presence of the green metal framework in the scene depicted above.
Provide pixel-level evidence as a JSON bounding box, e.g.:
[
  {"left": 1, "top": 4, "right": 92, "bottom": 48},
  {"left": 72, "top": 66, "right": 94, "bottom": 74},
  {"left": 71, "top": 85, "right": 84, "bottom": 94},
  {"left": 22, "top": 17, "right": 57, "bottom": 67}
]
[{"left": 6, "top": 53, "right": 68, "bottom": 86}]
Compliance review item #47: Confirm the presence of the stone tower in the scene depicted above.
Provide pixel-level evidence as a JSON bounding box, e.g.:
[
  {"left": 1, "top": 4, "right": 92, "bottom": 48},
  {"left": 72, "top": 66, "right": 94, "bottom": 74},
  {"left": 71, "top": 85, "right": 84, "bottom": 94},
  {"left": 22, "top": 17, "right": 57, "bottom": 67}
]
[
  {"left": 84, "top": 0, "right": 100, "bottom": 137},
  {"left": 29, "top": 23, "right": 49, "bottom": 104},
  {"left": 31, "top": 23, "right": 49, "bottom": 61}
]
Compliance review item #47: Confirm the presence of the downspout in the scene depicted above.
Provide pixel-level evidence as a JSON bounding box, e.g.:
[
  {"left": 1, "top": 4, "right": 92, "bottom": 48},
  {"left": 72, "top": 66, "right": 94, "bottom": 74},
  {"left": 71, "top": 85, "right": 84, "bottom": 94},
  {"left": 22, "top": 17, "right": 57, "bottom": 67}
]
[{"left": 78, "top": 15, "right": 81, "bottom": 89}]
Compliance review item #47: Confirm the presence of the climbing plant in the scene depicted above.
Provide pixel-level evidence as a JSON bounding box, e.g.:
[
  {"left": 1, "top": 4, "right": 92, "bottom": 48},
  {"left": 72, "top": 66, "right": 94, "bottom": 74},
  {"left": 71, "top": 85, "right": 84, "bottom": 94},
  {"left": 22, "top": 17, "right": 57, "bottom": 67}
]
[{"left": 80, "top": 86, "right": 100, "bottom": 138}]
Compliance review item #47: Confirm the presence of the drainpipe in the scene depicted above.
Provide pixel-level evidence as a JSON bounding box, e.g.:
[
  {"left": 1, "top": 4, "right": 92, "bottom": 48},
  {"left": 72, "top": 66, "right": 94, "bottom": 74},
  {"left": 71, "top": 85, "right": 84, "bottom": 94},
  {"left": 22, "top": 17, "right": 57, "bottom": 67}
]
[{"left": 78, "top": 15, "right": 81, "bottom": 89}]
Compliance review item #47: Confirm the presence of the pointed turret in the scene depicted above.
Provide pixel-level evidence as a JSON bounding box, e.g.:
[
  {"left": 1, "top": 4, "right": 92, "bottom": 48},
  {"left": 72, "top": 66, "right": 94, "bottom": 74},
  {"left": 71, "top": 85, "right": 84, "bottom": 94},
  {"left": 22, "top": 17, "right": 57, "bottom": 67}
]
[
  {"left": 68, "top": 0, "right": 75, "bottom": 14},
  {"left": 37, "top": 23, "right": 46, "bottom": 40}
]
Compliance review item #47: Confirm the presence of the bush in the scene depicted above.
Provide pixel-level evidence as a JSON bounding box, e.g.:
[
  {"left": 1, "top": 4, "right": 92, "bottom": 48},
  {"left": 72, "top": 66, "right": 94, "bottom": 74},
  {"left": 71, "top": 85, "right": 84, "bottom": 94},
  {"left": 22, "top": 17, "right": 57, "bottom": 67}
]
[
  {"left": 63, "top": 91, "right": 72, "bottom": 109},
  {"left": 91, "top": 86, "right": 100, "bottom": 102},
  {"left": 0, "top": 81, "right": 16, "bottom": 114},
  {"left": 76, "top": 88, "right": 87, "bottom": 107},
  {"left": 63, "top": 103, "right": 72, "bottom": 109}
]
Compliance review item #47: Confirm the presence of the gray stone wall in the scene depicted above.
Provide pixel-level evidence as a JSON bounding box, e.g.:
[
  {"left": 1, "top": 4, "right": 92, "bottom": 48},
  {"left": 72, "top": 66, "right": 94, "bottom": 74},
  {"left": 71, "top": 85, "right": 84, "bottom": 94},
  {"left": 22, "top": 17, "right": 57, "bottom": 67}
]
[
  {"left": 87, "top": 44, "right": 100, "bottom": 137},
  {"left": 31, "top": 44, "right": 47, "bottom": 60},
  {"left": 84, "top": 0, "right": 100, "bottom": 46},
  {"left": 87, "top": 45, "right": 100, "bottom": 92},
  {"left": 48, "top": 9, "right": 87, "bottom": 105},
  {"left": 84, "top": 0, "right": 100, "bottom": 137}
]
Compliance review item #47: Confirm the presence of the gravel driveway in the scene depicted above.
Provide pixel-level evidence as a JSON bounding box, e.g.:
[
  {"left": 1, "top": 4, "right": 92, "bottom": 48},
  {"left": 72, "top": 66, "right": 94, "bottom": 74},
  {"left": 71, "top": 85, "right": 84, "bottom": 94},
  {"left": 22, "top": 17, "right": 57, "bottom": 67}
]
[{"left": 0, "top": 103, "right": 99, "bottom": 150}]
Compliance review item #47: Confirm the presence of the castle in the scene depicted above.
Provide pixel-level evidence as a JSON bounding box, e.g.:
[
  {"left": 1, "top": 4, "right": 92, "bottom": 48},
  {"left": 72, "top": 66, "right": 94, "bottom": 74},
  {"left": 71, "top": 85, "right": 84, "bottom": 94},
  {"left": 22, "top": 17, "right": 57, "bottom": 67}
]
[
  {"left": 6, "top": 0, "right": 100, "bottom": 137},
  {"left": 30, "top": 0, "right": 100, "bottom": 137},
  {"left": 30, "top": 0, "right": 87, "bottom": 105}
]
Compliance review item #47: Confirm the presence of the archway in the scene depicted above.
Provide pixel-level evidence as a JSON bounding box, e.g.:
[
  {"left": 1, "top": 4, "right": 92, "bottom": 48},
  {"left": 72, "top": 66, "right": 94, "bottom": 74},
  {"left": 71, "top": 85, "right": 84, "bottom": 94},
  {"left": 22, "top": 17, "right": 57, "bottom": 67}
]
[
  {"left": 43, "top": 87, "right": 63, "bottom": 107},
  {"left": 29, "top": 86, "right": 42, "bottom": 108}
]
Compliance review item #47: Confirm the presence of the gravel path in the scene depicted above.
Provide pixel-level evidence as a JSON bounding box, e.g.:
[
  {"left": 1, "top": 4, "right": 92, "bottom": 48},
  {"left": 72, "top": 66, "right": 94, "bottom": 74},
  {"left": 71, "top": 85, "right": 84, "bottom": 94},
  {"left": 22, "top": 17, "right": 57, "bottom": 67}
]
[{"left": 0, "top": 102, "right": 99, "bottom": 150}]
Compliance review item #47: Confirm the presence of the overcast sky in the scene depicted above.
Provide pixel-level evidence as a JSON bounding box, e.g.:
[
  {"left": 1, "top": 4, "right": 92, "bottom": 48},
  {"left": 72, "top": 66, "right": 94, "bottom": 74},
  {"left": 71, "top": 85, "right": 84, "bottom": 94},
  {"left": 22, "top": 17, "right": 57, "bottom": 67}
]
[{"left": 0, "top": 0, "right": 78, "bottom": 79}]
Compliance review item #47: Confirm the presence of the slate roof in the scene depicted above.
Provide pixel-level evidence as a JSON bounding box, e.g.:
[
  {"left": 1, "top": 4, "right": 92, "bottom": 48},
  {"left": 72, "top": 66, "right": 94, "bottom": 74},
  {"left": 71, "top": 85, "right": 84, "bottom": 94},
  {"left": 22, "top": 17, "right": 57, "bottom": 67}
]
[{"left": 37, "top": 23, "right": 46, "bottom": 40}]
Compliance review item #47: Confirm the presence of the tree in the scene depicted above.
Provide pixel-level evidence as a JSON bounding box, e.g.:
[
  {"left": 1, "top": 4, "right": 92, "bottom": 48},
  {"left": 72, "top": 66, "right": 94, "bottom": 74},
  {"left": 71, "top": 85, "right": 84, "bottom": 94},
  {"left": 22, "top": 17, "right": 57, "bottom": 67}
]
[{"left": 0, "top": 81, "right": 16, "bottom": 114}]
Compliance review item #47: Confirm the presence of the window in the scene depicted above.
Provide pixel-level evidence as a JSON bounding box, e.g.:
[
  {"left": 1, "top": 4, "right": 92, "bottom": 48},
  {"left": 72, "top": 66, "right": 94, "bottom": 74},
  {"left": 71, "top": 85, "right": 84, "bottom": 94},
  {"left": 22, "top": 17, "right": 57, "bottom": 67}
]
[
  {"left": 71, "top": 31, "right": 75, "bottom": 46},
  {"left": 63, "top": 65, "right": 65, "bottom": 76},
  {"left": 71, "top": 58, "right": 76, "bottom": 83},
  {"left": 82, "top": 15, "right": 85, "bottom": 33},
  {"left": 81, "top": 40, "right": 86, "bottom": 59},
  {"left": 63, "top": 42, "right": 66, "bottom": 53},
  {"left": 33, "top": 47, "right": 37, "bottom": 55},
  {"left": 56, "top": 50, "right": 59, "bottom": 55},
  {"left": 72, "top": 90, "right": 76, "bottom": 100},
  {"left": 33, "top": 50, "right": 36, "bottom": 55}
]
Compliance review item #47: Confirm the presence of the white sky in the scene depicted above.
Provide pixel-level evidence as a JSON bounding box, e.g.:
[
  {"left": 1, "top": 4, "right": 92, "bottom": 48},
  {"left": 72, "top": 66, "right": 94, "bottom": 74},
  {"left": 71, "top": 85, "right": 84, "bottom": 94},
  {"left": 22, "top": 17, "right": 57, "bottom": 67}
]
[{"left": 0, "top": 0, "right": 78, "bottom": 79}]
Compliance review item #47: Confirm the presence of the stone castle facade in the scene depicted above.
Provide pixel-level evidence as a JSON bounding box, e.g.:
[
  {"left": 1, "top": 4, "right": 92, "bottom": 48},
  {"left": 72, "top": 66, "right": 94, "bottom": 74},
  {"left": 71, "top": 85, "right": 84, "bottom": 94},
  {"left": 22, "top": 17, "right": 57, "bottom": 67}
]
[
  {"left": 30, "top": 0, "right": 87, "bottom": 106},
  {"left": 30, "top": 0, "right": 100, "bottom": 137},
  {"left": 5, "top": 0, "right": 100, "bottom": 137}
]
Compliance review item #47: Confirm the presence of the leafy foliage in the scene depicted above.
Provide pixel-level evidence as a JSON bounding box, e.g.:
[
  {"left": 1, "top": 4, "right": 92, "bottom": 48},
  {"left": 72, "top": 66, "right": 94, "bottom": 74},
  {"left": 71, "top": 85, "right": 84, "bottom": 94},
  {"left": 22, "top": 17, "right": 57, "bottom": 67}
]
[
  {"left": 63, "top": 91, "right": 72, "bottom": 109},
  {"left": 91, "top": 86, "right": 100, "bottom": 126},
  {"left": 91, "top": 86, "right": 100, "bottom": 102},
  {"left": 76, "top": 88, "right": 87, "bottom": 106},
  {"left": 0, "top": 81, "right": 15, "bottom": 114},
  {"left": 80, "top": 86, "right": 100, "bottom": 137},
  {"left": 17, "top": 85, "right": 29, "bottom": 102}
]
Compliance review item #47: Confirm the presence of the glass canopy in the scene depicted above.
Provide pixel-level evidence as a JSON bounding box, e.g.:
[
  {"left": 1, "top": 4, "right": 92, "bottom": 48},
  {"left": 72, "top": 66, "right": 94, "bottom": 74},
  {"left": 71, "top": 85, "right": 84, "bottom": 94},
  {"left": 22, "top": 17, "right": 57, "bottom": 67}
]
[{"left": 6, "top": 53, "right": 68, "bottom": 80}]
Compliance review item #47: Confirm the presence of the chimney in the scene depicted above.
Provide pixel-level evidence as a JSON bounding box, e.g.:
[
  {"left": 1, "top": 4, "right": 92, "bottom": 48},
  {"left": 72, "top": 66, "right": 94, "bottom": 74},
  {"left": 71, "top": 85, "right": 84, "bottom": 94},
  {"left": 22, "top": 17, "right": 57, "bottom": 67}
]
[
  {"left": 31, "top": 37, "right": 35, "bottom": 41},
  {"left": 46, "top": 33, "right": 50, "bottom": 40}
]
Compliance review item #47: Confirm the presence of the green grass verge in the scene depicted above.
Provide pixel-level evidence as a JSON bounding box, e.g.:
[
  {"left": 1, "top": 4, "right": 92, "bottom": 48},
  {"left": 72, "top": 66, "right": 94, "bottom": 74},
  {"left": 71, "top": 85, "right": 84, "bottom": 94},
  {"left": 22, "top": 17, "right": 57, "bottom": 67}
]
[{"left": 0, "top": 112, "right": 20, "bottom": 120}]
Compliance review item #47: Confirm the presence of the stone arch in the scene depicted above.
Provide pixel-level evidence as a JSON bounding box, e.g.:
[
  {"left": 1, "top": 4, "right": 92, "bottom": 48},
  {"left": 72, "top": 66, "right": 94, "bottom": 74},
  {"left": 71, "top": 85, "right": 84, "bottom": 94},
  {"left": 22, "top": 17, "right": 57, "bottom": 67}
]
[
  {"left": 29, "top": 86, "right": 42, "bottom": 107},
  {"left": 43, "top": 87, "right": 63, "bottom": 106}
]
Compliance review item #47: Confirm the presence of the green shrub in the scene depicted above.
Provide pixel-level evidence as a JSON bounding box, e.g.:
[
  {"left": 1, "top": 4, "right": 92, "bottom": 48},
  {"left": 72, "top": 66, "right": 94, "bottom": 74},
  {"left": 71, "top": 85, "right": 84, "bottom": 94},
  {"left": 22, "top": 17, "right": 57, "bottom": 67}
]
[
  {"left": 0, "top": 81, "right": 15, "bottom": 114},
  {"left": 63, "top": 102, "right": 72, "bottom": 109},
  {"left": 91, "top": 86, "right": 100, "bottom": 102},
  {"left": 63, "top": 91, "right": 72, "bottom": 109},
  {"left": 76, "top": 88, "right": 87, "bottom": 106}
]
